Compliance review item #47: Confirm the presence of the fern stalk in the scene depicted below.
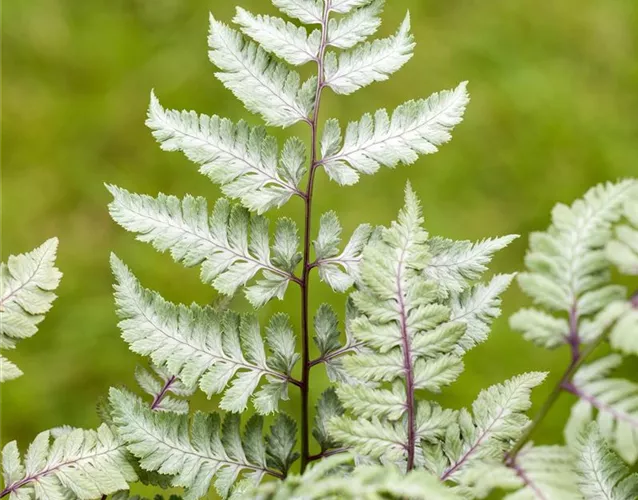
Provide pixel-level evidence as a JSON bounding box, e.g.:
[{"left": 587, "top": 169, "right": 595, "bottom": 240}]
[
  {"left": 150, "top": 374, "right": 176, "bottom": 410},
  {"left": 396, "top": 245, "right": 417, "bottom": 470},
  {"left": 507, "top": 303, "right": 610, "bottom": 461},
  {"left": 299, "top": 0, "right": 332, "bottom": 472}
]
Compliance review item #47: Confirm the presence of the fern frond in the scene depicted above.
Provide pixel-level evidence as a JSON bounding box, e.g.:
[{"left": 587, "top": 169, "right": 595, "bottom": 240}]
[
  {"left": 328, "top": 186, "right": 520, "bottom": 467},
  {"left": 234, "top": 8, "right": 321, "bottom": 66},
  {"left": 565, "top": 355, "right": 638, "bottom": 464},
  {"left": 320, "top": 82, "right": 469, "bottom": 185},
  {"left": 251, "top": 453, "right": 463, "bottom": 500},
  {"left": 0, "top": 424, "right": 136, "bottom": 499},
  {"left": 328, "top": 186, "right": 460, "bottom": 465},
  {"left": 606, "top": 194, "right": 638, "bottom": 275},
  {"left": 314, "top": 212, "right": 373, "bottom": 292},
  {"left": 108, "top": 188, "right": 300, "bottom": 307},
  {"left": 111, "top": 256, "right": 300, "bottom": 414},
  {"left": 208, "top": 15, "right": 315, "bottom": 127},
  {"left": 576, "top": 422, "right": 638, "bottom": 500},
  {"left": 432, "top": 372, "right": 547, "bottom": 483},
  {"left": 0, "top": 238, "right": 62, "bottom": 382},
  {"left": 323, "top": 13, "right": 414, "bottom": 95},
  {"left": 146, "top": 94, "right": 305, "bottom": 213},
  {"left": 109, "top": 388, "right": 292, "bottom": 499},
  {"left": 327, "top": 0, "right": 383, "bottom": 50},
  {"left": 511, "top": 180, "right": 637, "bottom": 349}
]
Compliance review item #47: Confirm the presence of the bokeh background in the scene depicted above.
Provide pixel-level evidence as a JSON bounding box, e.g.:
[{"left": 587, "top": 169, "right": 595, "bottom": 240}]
[{"left": 3, "top": 0, "right": 638, "bottom": 496}]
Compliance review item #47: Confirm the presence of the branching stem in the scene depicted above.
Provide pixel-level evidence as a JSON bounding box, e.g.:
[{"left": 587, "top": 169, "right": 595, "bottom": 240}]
[
  {"left": 299, "top": 0, "right": 331, "bottom": 473},
  {"left": 150, "top": 375, "right": 176, "bottom": 410},
  {"left": 307, "top": 447, "right": 349, "bottom": 463},
  {"left": 506, "top": 306, "right": 607, "bottom": 462}
]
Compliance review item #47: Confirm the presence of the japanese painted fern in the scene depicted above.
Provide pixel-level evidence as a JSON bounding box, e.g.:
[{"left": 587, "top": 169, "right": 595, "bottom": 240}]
[{"left": 3, "top": 1, "right": 638, "bottom": 499}]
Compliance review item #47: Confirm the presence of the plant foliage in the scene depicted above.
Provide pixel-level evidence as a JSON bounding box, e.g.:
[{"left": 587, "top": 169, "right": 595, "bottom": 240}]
[
  {"left": 5, "top": 0, "right": 638, "bottom": 499},
  {"left": 0, "top": 238, "right": 62, "bottom": 382},
  {"left": 1, "top": 425, "right": 136, "bottom": 499}
]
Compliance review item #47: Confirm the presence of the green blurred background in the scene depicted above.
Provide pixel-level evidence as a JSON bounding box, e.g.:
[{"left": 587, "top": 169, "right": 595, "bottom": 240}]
[{"left": 3, "top": 0, "right": 638, "bottom": 494}]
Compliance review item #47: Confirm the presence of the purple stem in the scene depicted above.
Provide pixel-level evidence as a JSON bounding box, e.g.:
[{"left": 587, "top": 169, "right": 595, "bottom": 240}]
[
  {"left": 299, "top": 0, "right": 331, "bottom": 473},
  {"left": 505, "top": 300, "right": 615, "bottom": 463},
  {"left": 442, "top": 398, "right": 509, "bottom": 480},
  {"left": 307, "top": 447, "right": 349, "bottom": 463},
  {"left": 509, "top": 459, "right": 547, "bottom": 500},
  {"left": 150, "top": 375, "right": 176, "bottom": 410},
  {"left": 308, "top": 341, "right": 365, "bottom": 369},
  {"left": 562, "top": 381, "right": 638, "bottom": 428},
  {"left": 395, "top": 247, "right": 416, "bottom": 471}
]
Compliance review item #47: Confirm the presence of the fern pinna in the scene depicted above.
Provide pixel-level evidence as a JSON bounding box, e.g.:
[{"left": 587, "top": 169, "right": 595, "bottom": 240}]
[{"left": 3, "top": 0, "right": 638, "bottom": 499}]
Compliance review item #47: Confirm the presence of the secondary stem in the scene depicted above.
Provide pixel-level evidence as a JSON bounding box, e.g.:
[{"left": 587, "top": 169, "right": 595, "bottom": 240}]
[
  {"left": 506, "top": 306, "right": 607, "bottom": 462},
  {"left": 299, "top": 0, "right": 331, "bottom": 473}
]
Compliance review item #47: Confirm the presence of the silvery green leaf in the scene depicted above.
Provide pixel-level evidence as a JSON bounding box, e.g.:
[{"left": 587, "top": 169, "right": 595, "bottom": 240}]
[
  {"left": 272, "top": 0, "right": 323, "bottom": 25},
  {"left": 0, "top": 356, "right": 22, "bottom": 383},
  {"left": 609, "top": 304, "right": 638, "bottom": 356},
  {"left": 324, "top": 13, "right": 414, "bottom": 95},
  {"left": 566, "top": 355, "right": 638, "bottom": 464},
  {"left": 0, "top": 238, "right": 62, "bottom": 382},
  {"left": 336, "top": 383, "right": 406, "bottom": 421},
  {"left": 330, "top": 0, "right": 377, "bottom": 15},
  {"left": 251, "top": 453, "right": 463, "bottom": 499},
  {"left": 579, "top": 299, "right": 631, "bottom": 344},
  {"left": 272, "top": 218, "right": 302, "bottom": 273},
  {"left": 321, "top": 82, "right": 469, "bottom": 184},
  {"left": 146, "top": 93, "right": 302, "bottom": 213},
  {"left": 112, "top": 257, "right": 296, "bottom": 414},
  {"left": 512, "top": 180, "right": 637, "bottom": 350},
  {"left": 1, "top": 425, "right": 136, "bottom": 499},
  {"left": 320, "top": 119, "right": 342, "bottom": 158},
  {"left": 110, "top": 389, "right": 278, "bottom": 499},
  {"left": 313, "top": 303, "right": 341, "bottom": 357},
  {"left": 265, "top": 313, "right": 300, "bottom": 375},
  {"left": 313, "top": 388, "right": 345, "bottom": 452},
  {"left": 509, "top": 308, "right": 570, "bottom": 349},
  {"left": 315, "top": 216, "right": 373, "bottom": 292},
  {"left": 438, "top": 372, "right": 547, "bottom": 482},
  {"left": 327, "top": 417, "right": 407, "bottom": 462},
  {"left": 209, "top": 15, "right": 313, "bottom": 127},
  {"left": 234, "top": 8, "right": 320, "bottom": 66},
  {"left": 280, "top": 137, "right": 308, "bottom": 188},
  {"left": 327, "top": 0, "right": 383, "bottom": 50},
  {"left": 425, "top": 235, "right": 518, "bottom": 295},
  {"left": 266, "top": 414, "right": 299, "bottom": 475},
  {"left": 460, "top": 445, "right": 580, "bottom": 500},
  {"left": 450, "top": 273, "right": 516, "bottom": 353},
  {"left": 576, "top": 422, "right": 638, "bottom": 500},
  {"left": 606, "top": 193, "right": 638, "bottom": 275},
  {"left": 108, "top": 189, "right": 297, "bottom": 306}
]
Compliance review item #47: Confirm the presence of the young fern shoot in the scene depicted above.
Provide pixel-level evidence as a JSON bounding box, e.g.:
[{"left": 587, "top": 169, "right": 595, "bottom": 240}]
[{"left": 328, "top": 185, "right": 543, "bottom": 484}]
